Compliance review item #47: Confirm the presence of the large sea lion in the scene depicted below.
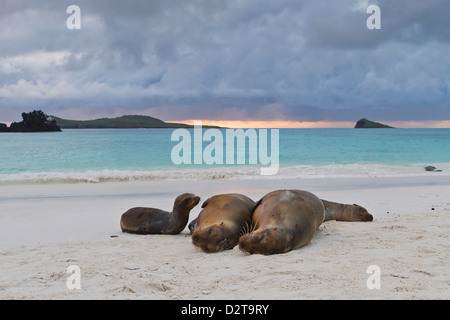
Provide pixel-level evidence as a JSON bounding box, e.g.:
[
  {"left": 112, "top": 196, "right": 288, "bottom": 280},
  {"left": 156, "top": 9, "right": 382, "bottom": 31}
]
[
  {"left": 189, "top": 193, "right": 255, "bottom": 253},
  {"left": 120, "top": 193, "right": 200, "bottom": 234},
  {"left": 238, "top": 190, "right": 324, "bottom": 255},
  {"left": 238, "top": 189, "right": 372, "bottom": 255}
]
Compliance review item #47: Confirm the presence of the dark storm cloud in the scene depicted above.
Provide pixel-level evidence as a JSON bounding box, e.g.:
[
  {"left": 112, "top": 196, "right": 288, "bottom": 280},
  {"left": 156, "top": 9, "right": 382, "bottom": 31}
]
[
  {"left": 0, "top": 0, "right": 449, "bottom": 122},
  {"left": 302, "top": 0, "right": 450, "bottom": 49}
]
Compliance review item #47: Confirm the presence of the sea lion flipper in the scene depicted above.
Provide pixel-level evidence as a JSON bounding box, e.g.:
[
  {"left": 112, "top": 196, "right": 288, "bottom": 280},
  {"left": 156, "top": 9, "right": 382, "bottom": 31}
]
[{"left": 322, "top": 199, "right": 373, "bottom": 222}]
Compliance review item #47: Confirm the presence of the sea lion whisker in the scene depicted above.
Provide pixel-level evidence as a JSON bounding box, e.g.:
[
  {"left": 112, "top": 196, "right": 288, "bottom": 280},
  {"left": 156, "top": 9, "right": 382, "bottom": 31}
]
[
  {"left": 240, "top": 218, "right": 257, "bottom": 236},
  {"left": 239, "top": 222, "right": 248, "bottom": 237}
]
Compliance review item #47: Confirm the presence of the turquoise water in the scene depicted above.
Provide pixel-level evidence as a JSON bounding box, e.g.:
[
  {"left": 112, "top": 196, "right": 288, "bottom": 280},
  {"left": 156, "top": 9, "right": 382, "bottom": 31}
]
[
  {"left": 0, "top": 128, "right": 449, "bottom": 182},
  {"left": 280, "top": 129, "right": 450, "bottom": 165}
]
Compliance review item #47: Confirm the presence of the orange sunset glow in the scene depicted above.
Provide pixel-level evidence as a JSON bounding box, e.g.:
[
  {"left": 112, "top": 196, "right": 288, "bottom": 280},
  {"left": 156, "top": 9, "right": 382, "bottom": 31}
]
[{"left": 168, "top": 120, "right": 450, "bottom": 129}]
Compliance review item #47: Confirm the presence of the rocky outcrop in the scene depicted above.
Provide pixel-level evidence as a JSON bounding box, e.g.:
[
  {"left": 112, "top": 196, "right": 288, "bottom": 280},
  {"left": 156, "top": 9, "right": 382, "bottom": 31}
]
[
  {"left": 0, "top": 110, "right": 62, "bottom": 132},
  {"left": 355, "top": 118, "right": 393, "bottom": 128}
]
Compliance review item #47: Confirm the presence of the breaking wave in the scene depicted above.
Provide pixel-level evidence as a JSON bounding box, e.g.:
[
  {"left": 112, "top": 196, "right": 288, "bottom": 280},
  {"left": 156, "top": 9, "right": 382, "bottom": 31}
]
[{"left": 1, "top": 163, "right": 449, "bottom": 185}]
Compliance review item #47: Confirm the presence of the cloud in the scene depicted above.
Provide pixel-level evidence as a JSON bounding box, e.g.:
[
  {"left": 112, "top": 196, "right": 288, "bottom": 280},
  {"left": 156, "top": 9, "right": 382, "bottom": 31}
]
[{"left": 0, "top": 0, "right": 449, "bottom": 123}]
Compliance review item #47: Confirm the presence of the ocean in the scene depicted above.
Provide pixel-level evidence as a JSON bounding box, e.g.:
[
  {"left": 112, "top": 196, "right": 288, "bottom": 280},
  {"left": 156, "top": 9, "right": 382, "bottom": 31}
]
[{"left": 1, "top": 128, "right": 449, "bottom": 184}]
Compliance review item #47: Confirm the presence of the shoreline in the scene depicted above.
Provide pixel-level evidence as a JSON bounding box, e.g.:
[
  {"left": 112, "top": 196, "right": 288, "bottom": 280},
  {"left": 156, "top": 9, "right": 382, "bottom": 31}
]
[
  {"left": 1, "top": 175, "right": 449, "bottom": 299},
  {"left": 1, "top": 162, "right": 449, "bottom": 185}
]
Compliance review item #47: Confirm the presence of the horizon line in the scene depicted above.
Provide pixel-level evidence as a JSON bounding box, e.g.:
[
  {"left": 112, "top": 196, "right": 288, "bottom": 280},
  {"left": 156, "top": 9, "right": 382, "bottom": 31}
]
[
  {"left": 2, "top": 119, "right": 449, "bottom": 129},
  {"left": 168, "top": 120, "right": 450, "bottom": 129}
]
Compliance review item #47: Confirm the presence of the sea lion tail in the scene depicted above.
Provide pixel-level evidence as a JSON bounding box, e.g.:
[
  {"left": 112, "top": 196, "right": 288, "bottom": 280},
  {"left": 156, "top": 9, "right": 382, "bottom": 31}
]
[{"left": 321, "top": 199, "right": 373, "bottom": 222}]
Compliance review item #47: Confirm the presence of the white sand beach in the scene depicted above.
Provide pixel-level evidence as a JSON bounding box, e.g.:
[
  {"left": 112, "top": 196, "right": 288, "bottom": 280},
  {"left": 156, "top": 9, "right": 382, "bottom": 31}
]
[{"left": 0, "top": 175, "right": 449, "bottom": 300}]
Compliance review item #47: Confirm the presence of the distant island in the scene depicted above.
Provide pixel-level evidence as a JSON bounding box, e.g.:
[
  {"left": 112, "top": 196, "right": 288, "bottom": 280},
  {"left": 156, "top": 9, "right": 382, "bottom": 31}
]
[
  {"left": 354, "top": 118, "right": 394, "bottom": 128},
  {"left": 51, "top": 115, "right": 198, "bottom": 129},
  {"left": 0, "top": 110, "right": 61, "bottom": 132},
  {"left": 1, "top": 110, "right": 221, "bottom": 131}
]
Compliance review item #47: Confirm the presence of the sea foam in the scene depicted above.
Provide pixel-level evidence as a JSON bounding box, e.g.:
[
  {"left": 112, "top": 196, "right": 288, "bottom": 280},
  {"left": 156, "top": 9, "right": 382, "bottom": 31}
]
[{"left": 1, "top": 163, "right": 449, "bottom": 185}]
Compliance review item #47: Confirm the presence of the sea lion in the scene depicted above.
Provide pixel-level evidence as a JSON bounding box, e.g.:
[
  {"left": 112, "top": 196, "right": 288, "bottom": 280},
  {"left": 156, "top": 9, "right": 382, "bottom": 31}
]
[
  {"left": 425, "top": 166, "right": 442, "bottom": 172},
  {"left": 189, "top": 193, "right": 255, "bottom": 253},
  {"left": 120, "top": 193, "right": 200, "bottom": 235},
  {"left": 238, "top": 189, "right": 325, "bottom": 255},
  {"left": 238, "top": 189, "right": 373, "bottom": 255}
]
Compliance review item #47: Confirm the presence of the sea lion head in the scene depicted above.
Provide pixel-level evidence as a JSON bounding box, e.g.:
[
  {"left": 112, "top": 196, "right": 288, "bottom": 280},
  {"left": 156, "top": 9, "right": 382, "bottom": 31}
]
[
  {"left": 239, "top": 227, "right": 287, "bottom": 255},
  {"left": 174, "top": 193, "right": 200, "bottom": 213},
  {"left": 353, "top": 204, "right": 373, "bottom": 221},
  {"left": 191, "top": 222, "right": 235, "bottom": 253}
]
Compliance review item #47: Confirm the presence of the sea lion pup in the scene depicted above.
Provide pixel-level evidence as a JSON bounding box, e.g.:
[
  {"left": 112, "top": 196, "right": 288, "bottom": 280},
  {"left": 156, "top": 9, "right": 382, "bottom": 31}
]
[
  {"left": 189, "top": 193, "right": 255, "bottom": 253},
  {"left": 321, "top": 200, "right": 373, "bottom": 222},
  {"left": 238, "top": 189, "right": 325, "bottom": 255},
  {"left": 120, "top": 193, "right": 200, "bottom": 235}
]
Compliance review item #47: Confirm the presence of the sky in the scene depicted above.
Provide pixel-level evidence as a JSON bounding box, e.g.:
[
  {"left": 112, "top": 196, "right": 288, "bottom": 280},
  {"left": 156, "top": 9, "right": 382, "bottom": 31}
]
[{"left": 0, "top": 0, "right": 449, "bottom": 127}]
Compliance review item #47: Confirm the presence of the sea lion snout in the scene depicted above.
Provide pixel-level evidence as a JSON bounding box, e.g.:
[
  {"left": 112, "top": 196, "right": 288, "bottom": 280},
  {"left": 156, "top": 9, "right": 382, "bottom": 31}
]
[
  {"left": 239, "top": 228, "right": 279, "bottom": 255},
  {"left": 192, "top": 196, "right": 201, "bottom": 205},
  {"left": 239, "top": 232, "right": 266, "bottom": 255},
  {"left": 353, "top": 204, "right": 373, "bottom": 221},
  {"left": 238, "top": 233, "right": 251, "bottom": 253},
  {"left": 191, "top": 224, "right": 224, "bottom": 252},
  {"left": 179, "top": 193, "right": 200, "bottom": 209}
]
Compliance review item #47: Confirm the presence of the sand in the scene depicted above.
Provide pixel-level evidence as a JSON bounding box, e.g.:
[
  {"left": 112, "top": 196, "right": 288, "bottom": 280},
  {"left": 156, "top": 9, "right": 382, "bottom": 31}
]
[{"left": 0, "top": 175, "right": 449, "bottom": 300}]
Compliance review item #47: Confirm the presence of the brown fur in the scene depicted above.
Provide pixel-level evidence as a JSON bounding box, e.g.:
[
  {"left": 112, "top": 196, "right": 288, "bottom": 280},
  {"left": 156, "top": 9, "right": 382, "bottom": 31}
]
[
  {"left": 239, "top": 189, "right": 325, "bottom": 255},
  {"left": 120, "top": 193, "right": 200, "bottom": 235},
  {"left": 321, "top": 199, "right": 373, "bottom": 222},
  {"left": 190, "top": 193, "right": 255, "bottom": 253}
]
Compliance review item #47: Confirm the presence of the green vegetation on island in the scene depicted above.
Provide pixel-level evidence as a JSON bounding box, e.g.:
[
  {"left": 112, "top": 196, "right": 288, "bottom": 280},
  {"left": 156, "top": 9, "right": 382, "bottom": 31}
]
[
  {"left": 51, "top": 115, "right": 220, "bottom": 129},
  {"left": 2, "top": 111, "right": 223, "bottom": 131},
  {"left": 0, "top": 110, "right": 61, "bottom": 132},
  {"left": 354, "top": 118, "right": 393, "bottom": 128}
]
